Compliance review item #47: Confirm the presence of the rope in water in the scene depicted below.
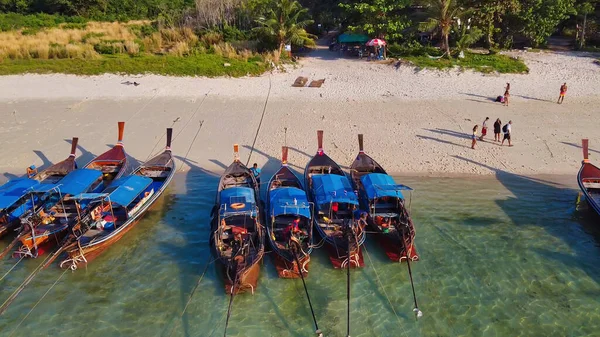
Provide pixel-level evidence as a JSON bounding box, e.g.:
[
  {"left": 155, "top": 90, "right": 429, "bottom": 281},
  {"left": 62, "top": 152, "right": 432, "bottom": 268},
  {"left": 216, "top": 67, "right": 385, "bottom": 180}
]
[
  {"left": 292, "top": 246, "right": 322, "bottom": 337},
  {"left": 0, "top": 250, "right": 56, "bottom": 316},
  {"left": 0, "top": 255, "right": 24, "bottom": 283},
  {"left": 246, "top": 75, "right": 272, "bottom": 167},
  {"left": 166, "top": 256, "right": 214, "bottom": 337},
  {"left": 223, "top": 266, "right": 240, "bottom": 337},
  {"left": 362, "top": 245, "right": 410, "bottom": 337},
  {"left": 8, "top": 268, "right": 69, "bottom": 337}
]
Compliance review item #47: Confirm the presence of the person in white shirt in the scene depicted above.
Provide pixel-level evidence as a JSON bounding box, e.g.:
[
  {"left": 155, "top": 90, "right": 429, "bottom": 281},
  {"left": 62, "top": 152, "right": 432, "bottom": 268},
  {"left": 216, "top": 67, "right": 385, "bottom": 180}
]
[
  {"left": 501, "top": 120, "right": 513, "bottom": 147},
  {"left": 479, "top": 117, "right": 490, "bottom": 141}
]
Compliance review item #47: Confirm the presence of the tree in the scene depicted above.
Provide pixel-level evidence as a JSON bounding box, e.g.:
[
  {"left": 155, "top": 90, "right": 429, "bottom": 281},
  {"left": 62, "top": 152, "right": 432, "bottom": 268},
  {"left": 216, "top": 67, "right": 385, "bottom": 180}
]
[
  {"left": 338, "top": 0, "right": 412, "bottom": 41},
  {"left": 253, "top": 0, "right": 315, "bottom": 58},
  {"left": 576, "top": 1, "right": 596, "bottom": 48},
  {"left": 517, "top": 0, "right": 576, "bottom": 47},
  {"left": 454, "top": 18, "right": 483, "bottom": 52},
  {"left": 421, "top": 0, "right": 471, "bottom": 57},
  {"left": 462, "top": 0, "right": 520, "bottom": 48}
]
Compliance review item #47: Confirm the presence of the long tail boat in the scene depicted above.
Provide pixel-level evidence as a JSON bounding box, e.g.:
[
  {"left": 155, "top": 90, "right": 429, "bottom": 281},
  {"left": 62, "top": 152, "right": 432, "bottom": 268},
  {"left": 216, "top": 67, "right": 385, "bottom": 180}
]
[
  {"left": 210, "top": 144, "right": 265, "bottom": 294},
  {"left": 577, "top": 139, "right": 600, "bottom": 217},
  {"left": 0, "top": 137, "right": 79, "bottom": 240},
  {"left": 13, "top": 123, "right": 129, "bottom": 258},
  {"left": 266, "top": 146, "right": 313, "bottom": 278},
  {"left": 59, "top": 128, "right": 175, "bottom": 270},
  {"left": 82, "top": 121, "right": 128, "bottom": 191},
  {"left": 13, "top": 169, "right": 104, "bottom": 258},
  {"left": 350, "top": 134, "right": 418, "bottom": 262},
  {"left": 304, "top": 130, "right": 365, "bottom": 268}
]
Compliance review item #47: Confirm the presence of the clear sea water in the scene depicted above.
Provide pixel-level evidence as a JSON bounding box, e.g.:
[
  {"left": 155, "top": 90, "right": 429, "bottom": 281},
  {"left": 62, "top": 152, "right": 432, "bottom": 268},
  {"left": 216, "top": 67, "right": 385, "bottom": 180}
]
[{"left": 1, "top": 169, "right": 599, "bottom": 337}]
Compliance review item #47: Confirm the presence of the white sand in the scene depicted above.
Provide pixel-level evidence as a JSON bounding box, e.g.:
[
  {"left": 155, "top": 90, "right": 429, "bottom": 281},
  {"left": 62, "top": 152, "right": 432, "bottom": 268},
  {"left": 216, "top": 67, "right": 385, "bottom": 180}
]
[{"left": 0, "top": 47, "right": 599, "bottom": 180}]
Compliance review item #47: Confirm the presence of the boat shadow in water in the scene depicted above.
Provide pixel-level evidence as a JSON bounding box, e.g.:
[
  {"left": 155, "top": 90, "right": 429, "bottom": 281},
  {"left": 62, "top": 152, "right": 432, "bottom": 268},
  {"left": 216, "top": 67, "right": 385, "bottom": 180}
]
[
  {"left": 454, "top": 155, "right": 600, "bottom": 287},
  {"left": 159, "top": 156, "right": 221, "bottom": 337}
]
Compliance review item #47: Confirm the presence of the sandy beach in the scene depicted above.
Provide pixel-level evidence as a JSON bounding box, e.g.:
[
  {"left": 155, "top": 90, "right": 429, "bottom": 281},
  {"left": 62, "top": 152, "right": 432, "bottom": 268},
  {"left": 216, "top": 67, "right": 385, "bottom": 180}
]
[{"left": 0, "top": 47, "right": 599, "bottom": 179}]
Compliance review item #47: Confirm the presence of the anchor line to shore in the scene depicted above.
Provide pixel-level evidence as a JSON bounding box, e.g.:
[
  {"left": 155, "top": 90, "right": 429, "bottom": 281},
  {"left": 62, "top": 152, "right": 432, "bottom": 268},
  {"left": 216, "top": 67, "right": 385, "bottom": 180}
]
[{"left": 246, "top": 74, "right": 272, "bottom": 167}]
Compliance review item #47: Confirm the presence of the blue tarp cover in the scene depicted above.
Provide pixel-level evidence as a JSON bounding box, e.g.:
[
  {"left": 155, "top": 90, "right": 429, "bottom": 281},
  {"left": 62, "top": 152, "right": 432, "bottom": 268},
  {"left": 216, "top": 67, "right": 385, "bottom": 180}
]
[
  {"left": 311, "top": 174, "right": 358, "bottom": 206},
  {"left": 106, "top": 176, "right": 153, "bottom": 207},
  {"left": 220, "top": 187, "right": 256, "bottom": 215},
  {"left": 337, "top": 33, "right": 369, "bottom": 44},
  {"left": 71, "top": 193, "right": 108, "bottom": 200},
  {"left": 269, "top": 187, "right": 311, "bottom": 218},
  {"left": 31, "top": 169, "right": 102, "bottom": 195},
  {"left": 360, "top": 173, "right": 413, "bottom": 200},
  {"left": 0, "top": 178, "right": 39, "bottom": 210}
]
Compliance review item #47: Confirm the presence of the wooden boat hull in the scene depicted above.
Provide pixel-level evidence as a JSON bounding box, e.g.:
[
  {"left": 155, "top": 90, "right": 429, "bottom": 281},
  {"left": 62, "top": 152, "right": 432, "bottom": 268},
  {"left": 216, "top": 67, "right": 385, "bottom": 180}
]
[
  {"left": 217, "top": 257, "right": 262, "bottom": 295},
  {"left": 372, "top": 231, "right": 419, "bottom": 262},
  {"left": 0, "top": 219, "right": 18, "bottom": 239},
  {"left": 272, "top": 253, "right": 310, "bottom": 278},
  {"left": 578, "top": 161, "right": 600, "bottom": 216},
  {"left": 61, "top": 154, "right": 175, "bottom": 270},
  {"left": 14, "top": 225, "right": 68, "bottom": 258},
  {"left": 350, "top": 138, "right": 420, "bottom": 264},
  {"left": 323, "top": 242, "right": 364, "bottom": 268},
  {"left": 62, "top": 202, "right": 157, "bottom": 269}
]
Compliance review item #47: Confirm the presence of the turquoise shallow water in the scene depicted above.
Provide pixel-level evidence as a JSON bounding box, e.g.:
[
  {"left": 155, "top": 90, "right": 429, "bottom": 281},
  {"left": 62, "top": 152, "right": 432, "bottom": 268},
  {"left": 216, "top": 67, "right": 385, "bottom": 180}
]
[{"left": 0, "top": 169, "right": 599, "bottom": 337}]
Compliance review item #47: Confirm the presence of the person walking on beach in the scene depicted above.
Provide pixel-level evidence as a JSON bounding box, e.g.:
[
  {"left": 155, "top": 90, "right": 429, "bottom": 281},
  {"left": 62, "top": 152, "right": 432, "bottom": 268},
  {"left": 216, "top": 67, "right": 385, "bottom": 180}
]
[
  {"left": 493, "top": 118, "right": 502, "bottom": 142},
  {"left": 479, "top": 117, "right": 490, "bottom": 141},
  {"left": 472, "top": 125, "right": 479, "bottom": 149},
  {"left": 250, "top": 163, "right": 261, "bottom": 185},
  {"left": 503, "top": 83, "right": 510, "bottom": 106},
  {"left": 501, "top": 120, "right": 513, "bottom": 147},
  {"left": 558, "top": 83, "right": 567, "bottom": 104}
]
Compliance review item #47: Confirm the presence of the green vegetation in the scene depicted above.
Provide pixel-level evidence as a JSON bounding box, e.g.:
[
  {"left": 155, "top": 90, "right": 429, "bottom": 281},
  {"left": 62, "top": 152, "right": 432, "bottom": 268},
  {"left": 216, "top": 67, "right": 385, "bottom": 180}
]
[
  {"left": 400, "top": 53, "right": 529, "bottom": 73},
  {"left": 0, "top": 54, "right": 268, "bottom": 76},
  {"left": 0, "top": 0, "right": 598, "bottom": 76},
  {"left": 0, "top": 13, "right": 87, "bottom": 32}
]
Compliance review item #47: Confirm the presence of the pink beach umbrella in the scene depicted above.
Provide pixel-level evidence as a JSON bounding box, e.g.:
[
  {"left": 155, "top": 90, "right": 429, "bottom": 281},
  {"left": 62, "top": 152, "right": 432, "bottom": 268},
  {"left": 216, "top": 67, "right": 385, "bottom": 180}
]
[{"left": 366, "top": 39, "right": 387, "bottom": 47}]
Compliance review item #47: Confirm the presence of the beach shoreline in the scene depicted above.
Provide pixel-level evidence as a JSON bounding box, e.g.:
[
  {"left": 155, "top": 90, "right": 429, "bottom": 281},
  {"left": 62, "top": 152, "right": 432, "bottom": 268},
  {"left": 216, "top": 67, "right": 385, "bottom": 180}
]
[{"left": 0, "top": 49, "right": 598, "bottom": 180}]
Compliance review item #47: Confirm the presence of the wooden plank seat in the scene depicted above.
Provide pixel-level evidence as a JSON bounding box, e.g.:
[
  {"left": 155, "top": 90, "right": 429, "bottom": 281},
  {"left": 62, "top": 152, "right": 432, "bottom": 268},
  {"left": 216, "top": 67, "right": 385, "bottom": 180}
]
[{"left": 583, "top": 178, "right": 600, "bottom": 189}]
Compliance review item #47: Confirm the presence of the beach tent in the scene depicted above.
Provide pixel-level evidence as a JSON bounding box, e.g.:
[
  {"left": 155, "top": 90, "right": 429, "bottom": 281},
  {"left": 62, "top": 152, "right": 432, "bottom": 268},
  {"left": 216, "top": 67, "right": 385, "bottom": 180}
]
[{"left": 337, "top": 33, "right": 370, "bottom": 44}]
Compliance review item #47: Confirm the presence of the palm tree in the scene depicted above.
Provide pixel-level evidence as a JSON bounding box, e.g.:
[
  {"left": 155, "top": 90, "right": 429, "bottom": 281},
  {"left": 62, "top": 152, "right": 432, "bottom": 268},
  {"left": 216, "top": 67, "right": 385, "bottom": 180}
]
[
  {"left": 254, "top": 0, "right": 316, "bottom": 58},
  {"left": 421, "top": 0, "right": 470, "bottom": 58}
]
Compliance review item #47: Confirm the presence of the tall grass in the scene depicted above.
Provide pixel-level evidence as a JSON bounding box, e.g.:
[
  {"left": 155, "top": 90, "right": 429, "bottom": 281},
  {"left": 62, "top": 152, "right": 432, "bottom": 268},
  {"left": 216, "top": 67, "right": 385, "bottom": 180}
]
[{"left": 0, "top": 20, "right": 271, "bottom": 77}]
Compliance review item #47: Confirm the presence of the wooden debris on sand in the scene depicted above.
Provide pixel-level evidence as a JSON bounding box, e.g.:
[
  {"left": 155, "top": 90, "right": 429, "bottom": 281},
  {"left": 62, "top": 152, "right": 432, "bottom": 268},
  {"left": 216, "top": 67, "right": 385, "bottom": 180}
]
[
  {"left": 308, "top": 79, "right": 326, "bottom": 88},
  {"left": 292, "top": 77, "right": 309, "bottom": 87}
]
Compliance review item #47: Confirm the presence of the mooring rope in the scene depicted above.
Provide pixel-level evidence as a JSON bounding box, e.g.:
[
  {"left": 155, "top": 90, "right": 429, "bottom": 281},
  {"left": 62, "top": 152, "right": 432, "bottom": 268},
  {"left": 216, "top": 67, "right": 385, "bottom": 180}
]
[
  {"left": 166, "top": 255, "right": 214, "bottom": 337},
  {"left": 246, "top": 75, "right": 272, "bottom": 167},
  {"left": 0, "top": 255, "right": 25, "bottom": 283},
  {"left": 362, "top": 245, "right": 410, "bottom": 337},
  {"left": 178, "top": 120, "right": 204, "bottom": 173},
  {"left": 8, "top": 268, "right": 69, "bottom": 337},
  {"left": 145, "top": 91, "right": 211, "bottom": 162}
]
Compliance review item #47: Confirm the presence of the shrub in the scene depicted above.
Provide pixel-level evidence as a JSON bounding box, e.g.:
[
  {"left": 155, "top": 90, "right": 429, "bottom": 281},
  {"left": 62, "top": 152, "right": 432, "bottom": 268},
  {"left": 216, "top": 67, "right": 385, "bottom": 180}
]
[
  {"left": 124, "top": 41, "right": 140, "bottom": 56},
  {"left": 142, "top": 32, "right": 163, "bottom": 53},
  {"left": 388, "top": 42, "right": 442, "bottom": 57},
  {"left": 222, "top": 26, "right": 247, "bottom": 42},
  {"left": 169, "top": 41, "right": 190, "bottom": 56},
  {"left": 200, "top": 31, "right": 223, "bottom": 47}
]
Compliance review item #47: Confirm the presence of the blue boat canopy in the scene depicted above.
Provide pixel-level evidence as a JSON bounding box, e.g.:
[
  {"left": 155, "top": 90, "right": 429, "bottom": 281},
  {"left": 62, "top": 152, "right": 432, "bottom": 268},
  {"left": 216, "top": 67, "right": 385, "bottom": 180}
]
[
  {"left": 220, "top": 187, "right": 257, "bottom": 216},
  {"left": 269, "top": 187, "right": 311, "bottom": 218},
  {"left": 71, "top": 193, "right": 109, "bottom": 200},
  {"left": 0, "top": 178, "right": 39, "bottom": 210},
  {"left": 31, "top": 169, "right": 102, "bottom": 195},
  {"left": 360, "top": 173, "right": 413, "bottom": 200},
  {"left": 105, "top": 176, "right": 153, "bottom": 207},
  {"left": 311, "top": 174, "right": 358, "bottom": 206}
]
